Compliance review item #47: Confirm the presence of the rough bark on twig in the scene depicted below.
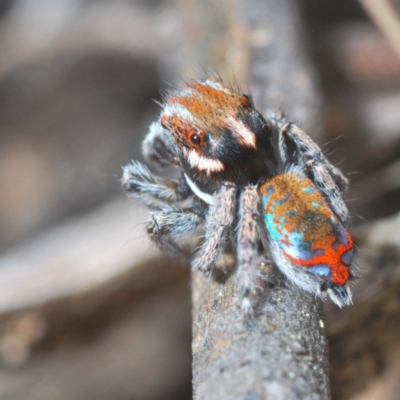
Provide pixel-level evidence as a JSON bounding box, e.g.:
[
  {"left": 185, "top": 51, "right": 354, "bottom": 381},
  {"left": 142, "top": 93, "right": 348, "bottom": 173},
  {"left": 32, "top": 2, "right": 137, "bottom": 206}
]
[{"left": 173, "top": 0, "right": 331, "bottom": 398}]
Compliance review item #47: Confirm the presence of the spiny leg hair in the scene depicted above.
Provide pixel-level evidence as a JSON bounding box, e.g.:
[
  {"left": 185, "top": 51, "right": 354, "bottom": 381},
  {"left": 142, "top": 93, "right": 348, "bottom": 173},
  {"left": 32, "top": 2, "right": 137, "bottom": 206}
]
[
  {"left": 266, "top": 112, "right": 349, "bottom": 191},
  {"left": 122, "top": 159, "right": 205, "bottom": 253},
  {"left": 142, "top": 121, "right": 180, "bottom": 168},
  {"left": 305, "top": 159, "right": 349, "bottom": 225},
  {"left": 122, "top": 160, "right": 190, "bottom": 209},
  {"left": 280, "top": 123, "right": 349, "bottom": 190},
  {"left": 279, "top": 123, "right": 350, "bottom": 225},
  {"left": 147, "top": 202, "right": 205, "bottom": 254},
  {"left": 193, "top": 183, "right": 237, "bottom": 276},
  {"left": 237, "top": 185, "right": 260, "bottom": 317}
]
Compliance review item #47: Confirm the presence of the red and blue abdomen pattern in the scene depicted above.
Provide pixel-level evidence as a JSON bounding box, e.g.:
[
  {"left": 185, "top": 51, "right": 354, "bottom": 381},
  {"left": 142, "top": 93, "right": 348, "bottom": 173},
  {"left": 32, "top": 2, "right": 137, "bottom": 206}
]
[{"left": 259, "top": 174, "right": 353, "bottom": 286}]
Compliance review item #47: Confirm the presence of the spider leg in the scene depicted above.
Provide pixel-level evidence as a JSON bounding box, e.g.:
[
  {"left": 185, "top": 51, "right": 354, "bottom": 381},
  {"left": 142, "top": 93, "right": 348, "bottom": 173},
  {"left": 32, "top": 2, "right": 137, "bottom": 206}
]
[
  {"left": 142, "top": 121, "right": 180, "bottom": 168},
  {"left": 146, "top": 200, "right": 205, "bottom": 254},
  {"left": 265, "top": 110, "right": 288, "bottom": 131},
  {"left": 279, "top": 123, "right": 350, "bottom": 224},
  {"left": 304, "top": 159, "right": 349, "bottom": 225},
  {"left": 237, "top": 185, "right": 260, "bottom": 317},
  {"left": 122, "top": 160, "right": 191, "bottom": 209},
  {"left": 192, "top": 183, "right": 237, "bottom": 276},
  {"left": 279, "top": 122, "right": 349, "bottom": 190},
  {"left": 122, "top": 160, "right": 202, "bottom": 253}
]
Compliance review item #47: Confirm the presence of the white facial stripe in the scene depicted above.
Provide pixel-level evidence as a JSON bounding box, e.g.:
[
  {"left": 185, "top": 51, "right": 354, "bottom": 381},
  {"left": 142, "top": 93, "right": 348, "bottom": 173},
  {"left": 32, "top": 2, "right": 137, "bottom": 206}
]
[
  {"left": 184, "top": 174, "right": 214, "bottom": 205},
  {"left": 227, "top": 116, "right": 256, "bottom": 148},
  {"left": 163, "top": 103, "right": 195, "bottom": 122},
  {"left": 186, "top": 149, "right": 224, "bottom": 174}
]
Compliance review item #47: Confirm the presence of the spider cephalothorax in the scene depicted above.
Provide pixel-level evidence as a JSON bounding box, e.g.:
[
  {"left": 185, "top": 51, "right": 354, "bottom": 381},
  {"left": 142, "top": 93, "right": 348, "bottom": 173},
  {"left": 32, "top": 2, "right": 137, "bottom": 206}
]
[
  {"left": 122, "top": 77, "right": 354, "bottom": 316},
  {"left": 159, "top": 78, "right": 278, "bottom": 192}
]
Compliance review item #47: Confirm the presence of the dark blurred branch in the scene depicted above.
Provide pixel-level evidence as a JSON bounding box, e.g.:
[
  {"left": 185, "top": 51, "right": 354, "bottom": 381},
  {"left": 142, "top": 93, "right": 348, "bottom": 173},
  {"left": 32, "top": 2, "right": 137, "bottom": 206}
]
[
  {"left": 175, "top": 0, "right": 331, "bottom": 398},
  {"left": 0, "top": 199, "right": 157, "bottom": 312}
]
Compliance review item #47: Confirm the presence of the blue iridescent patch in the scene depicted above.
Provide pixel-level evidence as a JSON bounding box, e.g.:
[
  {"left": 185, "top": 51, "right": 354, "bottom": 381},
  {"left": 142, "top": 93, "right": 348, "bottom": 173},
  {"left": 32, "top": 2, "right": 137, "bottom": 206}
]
[{"left": 309, "top": 265, "right": 331, "bottom": 277}]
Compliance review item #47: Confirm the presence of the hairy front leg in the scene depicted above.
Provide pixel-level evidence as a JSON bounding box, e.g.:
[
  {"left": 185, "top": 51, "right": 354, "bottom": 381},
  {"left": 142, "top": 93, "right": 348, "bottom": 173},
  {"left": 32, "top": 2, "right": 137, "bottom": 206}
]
[
  {"left": 147, "top": 200, "right": 206, "bottom": 254},
  {"left": 122, "top": 160, "right": 191, "bottom": 209},
  {"left": 237, "top": 185, "right": 260, "bottom": 317},
  {"left": 192, "top": 183, "right": 237, "bottom": 276},
  {"left": 142, "top": 121, "right": 180, "bottom": 168}
]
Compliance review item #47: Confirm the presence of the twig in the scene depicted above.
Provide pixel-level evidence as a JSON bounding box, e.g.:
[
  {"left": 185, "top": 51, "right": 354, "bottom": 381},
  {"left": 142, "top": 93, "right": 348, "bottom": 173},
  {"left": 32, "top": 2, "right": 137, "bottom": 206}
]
[{"left": 174, "top": 0, "right": 331, "bottom": 398}]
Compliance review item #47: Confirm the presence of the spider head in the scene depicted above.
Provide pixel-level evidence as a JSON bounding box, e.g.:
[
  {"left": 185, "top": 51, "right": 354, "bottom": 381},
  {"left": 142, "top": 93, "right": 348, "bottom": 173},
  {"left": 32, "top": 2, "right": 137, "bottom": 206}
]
[{"left": 160, "top": 78, "right": 277, "bottom": 192}]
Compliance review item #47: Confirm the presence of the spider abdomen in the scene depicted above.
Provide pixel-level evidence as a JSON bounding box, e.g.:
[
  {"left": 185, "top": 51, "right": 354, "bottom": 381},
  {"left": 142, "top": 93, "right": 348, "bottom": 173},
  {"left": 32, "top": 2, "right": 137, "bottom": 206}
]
[{"left": 259, "top": 173, "right": 353, "bottom": 306}]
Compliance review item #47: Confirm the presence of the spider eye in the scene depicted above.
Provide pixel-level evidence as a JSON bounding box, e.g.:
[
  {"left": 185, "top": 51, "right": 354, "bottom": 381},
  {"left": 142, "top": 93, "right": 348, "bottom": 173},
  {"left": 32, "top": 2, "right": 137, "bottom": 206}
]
[{"left": 190, "top": 132, "right": 201, "bottom": 146}]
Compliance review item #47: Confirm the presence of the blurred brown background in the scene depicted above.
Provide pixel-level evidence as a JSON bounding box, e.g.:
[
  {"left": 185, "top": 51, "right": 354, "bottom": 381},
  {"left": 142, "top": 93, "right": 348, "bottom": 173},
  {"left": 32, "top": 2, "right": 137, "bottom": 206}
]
[{"left": 0, "top": 0, "right": 399, "bottom": 399}]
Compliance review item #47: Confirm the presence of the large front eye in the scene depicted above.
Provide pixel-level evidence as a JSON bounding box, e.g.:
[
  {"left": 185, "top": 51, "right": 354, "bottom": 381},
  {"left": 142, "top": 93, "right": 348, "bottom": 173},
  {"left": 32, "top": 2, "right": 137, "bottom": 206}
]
[{"left": 190, "top": 132, "right": 201, "bottom": 146}]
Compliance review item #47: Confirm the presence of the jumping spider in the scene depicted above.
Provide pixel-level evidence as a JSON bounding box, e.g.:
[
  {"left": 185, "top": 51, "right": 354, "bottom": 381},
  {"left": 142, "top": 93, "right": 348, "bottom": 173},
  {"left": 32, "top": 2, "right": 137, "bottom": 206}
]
[{"left": 122, "top": 77, "right": 354, "bottom": 316}]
